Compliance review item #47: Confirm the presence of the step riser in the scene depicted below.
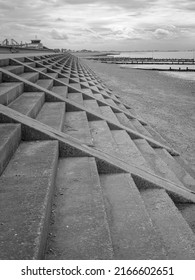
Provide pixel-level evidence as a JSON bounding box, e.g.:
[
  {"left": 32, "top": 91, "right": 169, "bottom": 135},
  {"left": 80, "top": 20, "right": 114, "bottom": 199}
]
[
  {"left": 36, "top": 103, "right": 65, "bottom": 131},
  {"left": 0, "top": 141, "right": 59, "bottom": 259},
  {"left": 100, "top": 173, "right": 167, "bottom": 259},
  {"left": 8, "top": 92, "right": 45, "bottom": 119},
  {"left": 46, "top": 157, "right": 113, "bottom": 260},
  {"left": 0, "top": 83, "right": 24, "bottom": 105},
  {"left": 63, "top": 111, "right": 92, "bottom": 145},
  {"left": 140, "top": 188, "right": 195, "bottom": 259},
  {"left": 134, "top": 139, "right": 186, "bottom": 187},
  {"left": 0, "top": 124, "right": 21, "bottom": 176},
  {"left": 155, "top": 148, "right": 195, "bottom": 192}
]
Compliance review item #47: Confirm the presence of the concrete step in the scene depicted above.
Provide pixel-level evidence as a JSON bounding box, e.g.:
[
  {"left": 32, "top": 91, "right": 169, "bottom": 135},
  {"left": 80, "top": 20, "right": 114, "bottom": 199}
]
[
  {"left": 0, "top": 124, "right": 21, "bottom": 175},
  {"left": 100, "top": 173, "right": 167, "bottom": 259},
  {"left": 155, "top": 148, "right": 195, "bottom": 192},
  {"left": 70, "top": 83, "right": 81, "bottom": 90},
  {"left": 112, "top": 130, "right": 152, "bottom": 171},
  {"left": 131, "top": 119, "right": 152, "bottom": 138},
  {"left": 51, "top": 86, "right": 68, "bottom": 98},
  {"left": 117, "top": 102, "right": 130, "bottom": 113},
  {"left": 82, "top": 88, "right": 94, "bottom": 97},
  {"left": 84, "top": 99, "right": 101, "bottom": 114},
  {"left": 134, "top": 139, "right": 186, "bottom": 188},
  {"left": 0, "top": 82, "right": 24, "bottom": 105},
  {"left": 24, "top": 62, "right": 36, "bottom": 68},
  {"left": 115, "top": 112, "right": 137, "bottom": 131},
  {"left": 173, "top": 156, "right": 195, "bottom": 182},
  {"left": 46, "top": 157, "right": 113, "bottom": 260},
  {"left": 46, "top": 72, "right": 58, "bottom": 79},
  {"left": 19, "top": 72, "right": 39, "bottom": 83},
  {"left": 100, "top": 106, "right": 120, "bottom": 124},
  {"left": 0, "top": 140, "right": 59, "bottom": 259},
  {"left": 139, "top": 187, "right": 195, "bottom": 259},
  {"left": 176, "top": 203, "right": 195, "bottom": 235},
  {"left": 57, "top": 77, "right": 69, "bottom": 84},
  {"left": 104, "top": 98, "right": 117, "bottom": 107},
  {"left": 67, "top": 92, "right": 84, "bottom": 105},
  {"left": 144, "top": 125, "right": 170, "bottom": 146},
  {"left": 36, "top": 79, "right": 53, "bottom": 90},
  {"left": 93, "top": 93, "right": 105, "bottom": 101},
  {"left": 89, "top": 120, "right": 120, "bottom": 157},
  {"left": 8, "top": 92, "right": 45, "bottom": 118},
  {"left": 63, "top": 111, "right": 92, "bottom": 145},
  {"left": 35, "top": 67, "right": 47, "bottom": 73},
  {"left": 36, "top": 102, "right": 65, "bottom": 131},
  {"left": 2, "top": 65, "right": 24, "bottom": 75}
]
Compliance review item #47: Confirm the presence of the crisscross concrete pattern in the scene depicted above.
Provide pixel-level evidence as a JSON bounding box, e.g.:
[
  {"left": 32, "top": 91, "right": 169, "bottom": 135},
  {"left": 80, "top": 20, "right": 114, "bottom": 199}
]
[{"left": 0, "top": 52, "right": 195, "bottom": 260}]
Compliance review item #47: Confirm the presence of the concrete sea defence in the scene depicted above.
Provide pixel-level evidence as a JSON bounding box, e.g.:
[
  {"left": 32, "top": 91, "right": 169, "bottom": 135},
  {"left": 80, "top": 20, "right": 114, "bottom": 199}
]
[{"left": 0, "top": 52, "right": 195, "bottom": 259}]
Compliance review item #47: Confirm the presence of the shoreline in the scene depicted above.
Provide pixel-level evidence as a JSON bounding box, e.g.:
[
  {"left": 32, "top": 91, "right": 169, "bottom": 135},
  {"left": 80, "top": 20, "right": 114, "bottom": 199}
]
[{"left": 83, "top": 59, "right": 195, "bottom": 169}]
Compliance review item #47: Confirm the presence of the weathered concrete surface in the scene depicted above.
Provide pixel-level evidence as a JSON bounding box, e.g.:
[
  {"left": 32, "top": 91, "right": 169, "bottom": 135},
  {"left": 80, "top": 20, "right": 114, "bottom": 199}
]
[
  {"left": 36, "top": 102, "right": 65, "bottom": 131},
  {"left": 63, "top": 111, "right": 93, "bottom": 145},
  {"left": 100, "top": 173, "right": 168, "bottom": 259},
  {"left": 0, "top": 141, "right": 58, "bottom": 259},
  {"left": 0, "top": 82, "right": 23, "bottom": 105},
  {"left": 46, "top": 157, "right": 113, "bottom": 260},
  {"left": 140, "top": 188, "right": 195, "bottom": 259},
  {"left": 0, "top": 123, "right": 21, "bottom": 175},
  {"left": 9, "top": 92, "right": 45, "bottom": 118}
]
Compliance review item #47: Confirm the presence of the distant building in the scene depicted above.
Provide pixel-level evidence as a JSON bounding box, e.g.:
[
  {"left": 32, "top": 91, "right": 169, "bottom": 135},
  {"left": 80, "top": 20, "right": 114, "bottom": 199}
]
[{"left": 27, "top": 39, "right": 43, "bottom": 49}]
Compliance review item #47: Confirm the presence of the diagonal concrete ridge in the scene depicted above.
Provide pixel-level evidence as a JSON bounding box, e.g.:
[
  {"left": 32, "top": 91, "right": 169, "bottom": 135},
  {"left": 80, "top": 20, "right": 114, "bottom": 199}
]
[
  {"left": 0, "top": 67, "right": 179, "bottom": 156},
  {"left": 0, "top": 104, "right": 194, "bottom": 204}
]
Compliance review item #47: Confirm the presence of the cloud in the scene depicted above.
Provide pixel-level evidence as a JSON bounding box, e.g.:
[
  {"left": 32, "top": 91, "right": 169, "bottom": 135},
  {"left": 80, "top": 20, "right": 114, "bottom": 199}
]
[
  {"left": 0, "top": 0, "right": 195, "bottom": 50},
  {"left": 153, "top": 28, "right": 171, "bottom": 39},
  {"left": 51, "top": 29, "right": 69, "bottom": 40}
]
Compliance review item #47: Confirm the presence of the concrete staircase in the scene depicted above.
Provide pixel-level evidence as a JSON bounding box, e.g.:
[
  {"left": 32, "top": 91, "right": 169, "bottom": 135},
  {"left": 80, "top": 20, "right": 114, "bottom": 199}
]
[{"left": 0, "top": 52, "right": 195, "bottom": 259}]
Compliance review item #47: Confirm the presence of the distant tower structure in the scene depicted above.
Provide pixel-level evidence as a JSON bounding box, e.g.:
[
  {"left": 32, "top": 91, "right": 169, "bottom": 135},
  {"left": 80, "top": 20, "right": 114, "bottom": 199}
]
[{"left": 29, "top": 39, "right": 43, "bottom": 49}]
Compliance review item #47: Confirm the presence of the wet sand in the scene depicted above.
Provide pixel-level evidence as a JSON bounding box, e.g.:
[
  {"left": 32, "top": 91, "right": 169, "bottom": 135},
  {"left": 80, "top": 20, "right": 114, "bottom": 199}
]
[{"left": 83, "top": 59, "right": 195, "bottom": 169}]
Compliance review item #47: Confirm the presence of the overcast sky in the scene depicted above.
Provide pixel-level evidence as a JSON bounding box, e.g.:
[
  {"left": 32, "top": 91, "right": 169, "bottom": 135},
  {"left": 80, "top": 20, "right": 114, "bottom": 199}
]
[{"left": 0, "top": 0, "right": 195, "bottom": 50}]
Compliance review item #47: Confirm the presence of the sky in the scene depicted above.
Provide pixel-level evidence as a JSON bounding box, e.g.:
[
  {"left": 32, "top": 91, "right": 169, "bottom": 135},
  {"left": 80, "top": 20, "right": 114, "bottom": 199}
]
[{"left": 0, "top": 0, "right": 195, "bottom": 51}]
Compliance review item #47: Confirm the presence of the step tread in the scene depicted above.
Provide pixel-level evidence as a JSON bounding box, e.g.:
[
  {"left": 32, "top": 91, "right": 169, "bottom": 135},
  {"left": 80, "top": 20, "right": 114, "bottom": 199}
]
[
  {"left": 0, "top": 140, "right": 59, "bottom": 259},
  {"left": 36, "top": 79, "right": 53, "bottom": 90},
  {"left": 8, "top": 92, "right": 44, "bottom": 118},
  {"left": 156, "top": 148, "right": 195, "bottom": 192},
  {"left": 0, "top": 82, "right": 23, "bottom": 105},
  {"left": 70, "top": 83, "right": 81, "bottom": 90},
  {"left": 140, "top": 188, "right": 195, "bottom": 259},
  {"left": 112, "top": 130, "right": 152, "bottom": 171},
  {"left": 2, "top": 65, "right": 24, "bottom": 74},
  {"left": 63, "top": 111, "right": 92, "bottom": 145},
  {"left": 116, "top": 112, "right": 137, "bottom": 131},
  {"left": 36, "top": 102, "right": 65, "bottom": 131},
  {"left": 57, "top": 77, "right": 69, "bottom": 84},
  {"left": 51, "top": 86, "right": 68, "bottom": 98},
  {"left": 19, "top": 72, "right": 39, "bottom": 82},
  {"left": 67, "top": 92, "right": 83, "bottom": 105},
  {"left": 46, "top": 157, "right": 113, "bottom": 260},
  {"left": 84, "top": 99, "right": 101, "bottom": 114},
  {"left": 100, "top": 173, "right": 167, "bottom": 259},
  {"left": 134, "top": 138, "right": 186, "bottom": 187},
  {"left": 89, "top": 120, "right": 120, "bottom": 157}
]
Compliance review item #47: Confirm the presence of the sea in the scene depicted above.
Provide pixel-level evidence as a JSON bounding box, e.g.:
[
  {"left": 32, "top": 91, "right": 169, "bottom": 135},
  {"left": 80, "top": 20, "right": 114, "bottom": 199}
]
[
  {"left": 113, "top": 50, "right": 195, "bottom": 59},
  {"left": 113, "top": 50, "right": 195, "bottom": 81}
]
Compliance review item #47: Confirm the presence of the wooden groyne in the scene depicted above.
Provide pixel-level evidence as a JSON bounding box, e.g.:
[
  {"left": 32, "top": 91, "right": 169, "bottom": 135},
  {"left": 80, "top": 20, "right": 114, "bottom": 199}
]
[{"left": 87, "top": 56, "right": 195, "bottom": 65}]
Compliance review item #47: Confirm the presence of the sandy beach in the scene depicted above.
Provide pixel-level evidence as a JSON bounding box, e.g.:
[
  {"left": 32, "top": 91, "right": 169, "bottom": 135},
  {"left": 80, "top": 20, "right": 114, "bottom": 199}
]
[{"left": 82, "top": 58, "right": 195, "bottom": 170}]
